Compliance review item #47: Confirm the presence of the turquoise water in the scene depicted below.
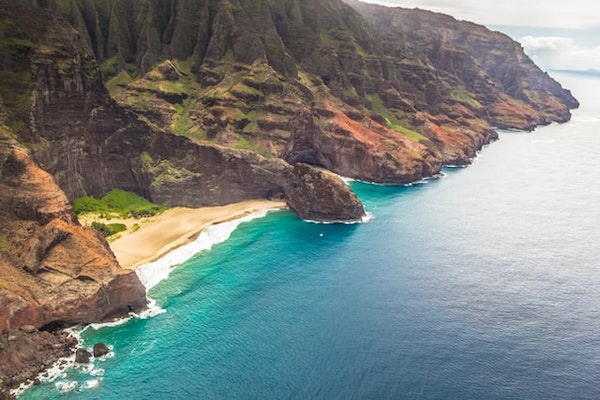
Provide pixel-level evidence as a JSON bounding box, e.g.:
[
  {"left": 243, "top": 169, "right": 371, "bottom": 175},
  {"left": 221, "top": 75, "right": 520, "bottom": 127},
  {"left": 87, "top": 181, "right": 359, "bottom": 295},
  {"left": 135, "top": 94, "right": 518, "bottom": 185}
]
[{"left": 21, "top": 72, "right": 600, "bottom": 399}]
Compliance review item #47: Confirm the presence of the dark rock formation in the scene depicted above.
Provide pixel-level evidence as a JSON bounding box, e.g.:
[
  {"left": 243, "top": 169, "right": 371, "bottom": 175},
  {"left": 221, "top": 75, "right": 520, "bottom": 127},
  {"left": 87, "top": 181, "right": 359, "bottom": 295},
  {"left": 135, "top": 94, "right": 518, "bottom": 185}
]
[
  {"left": 92, "top": 342, "right": 110, "bottom": 358},
  {"left": 75, "top": 348, "right": 92, "bottom": 364},
  {"left": 0, "top": 328, "right": 73, "bottom": 390},
  {"left": 286, "top": 163, "right": 365, "bottom": 222}
]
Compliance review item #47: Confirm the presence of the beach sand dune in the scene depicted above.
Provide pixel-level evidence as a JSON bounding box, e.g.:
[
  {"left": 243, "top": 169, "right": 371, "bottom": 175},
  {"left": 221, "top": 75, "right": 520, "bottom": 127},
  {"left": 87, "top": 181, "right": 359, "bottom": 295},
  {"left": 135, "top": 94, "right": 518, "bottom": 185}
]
[{"left": 108, "top": 200, "right": 286, "bottom": 269}]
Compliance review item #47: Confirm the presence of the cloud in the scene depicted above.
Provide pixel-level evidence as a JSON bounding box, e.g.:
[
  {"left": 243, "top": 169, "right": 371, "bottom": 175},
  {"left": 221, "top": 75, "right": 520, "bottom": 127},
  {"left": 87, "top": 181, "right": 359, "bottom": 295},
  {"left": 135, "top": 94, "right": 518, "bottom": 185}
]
[
  {"left": 358, "top": 0, "right": 600, "bottom": 71},
  {"left": 360, "top": 0, "right": 600, "bottom": 30},
  {"left": 519, "top": 36, "right": 600, "bottom": 71},
  {"left": 519, "top": 36, "right": 574, "bottom": 51}
]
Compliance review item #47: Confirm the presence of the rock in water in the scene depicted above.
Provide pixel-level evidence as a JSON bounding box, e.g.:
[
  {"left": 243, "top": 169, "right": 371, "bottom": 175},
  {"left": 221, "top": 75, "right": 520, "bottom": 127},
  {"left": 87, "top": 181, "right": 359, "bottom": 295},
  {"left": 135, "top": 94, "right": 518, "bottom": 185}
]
[
  {"left": 75, "top": 348, "right": 92, "bottom": 364},
  {"left": 93, "top": 342, "right": 110, "bottom": 357},
  {"left": 285, "top": 163, "right": 365, "bottom": 222}
]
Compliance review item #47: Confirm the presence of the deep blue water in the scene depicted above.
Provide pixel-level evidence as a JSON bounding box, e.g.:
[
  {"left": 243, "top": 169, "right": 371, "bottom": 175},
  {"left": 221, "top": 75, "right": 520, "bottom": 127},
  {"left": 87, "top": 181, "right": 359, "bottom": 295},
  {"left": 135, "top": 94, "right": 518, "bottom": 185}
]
[{"left": 20, "top": 72, "right": 600, "bottom": 399}]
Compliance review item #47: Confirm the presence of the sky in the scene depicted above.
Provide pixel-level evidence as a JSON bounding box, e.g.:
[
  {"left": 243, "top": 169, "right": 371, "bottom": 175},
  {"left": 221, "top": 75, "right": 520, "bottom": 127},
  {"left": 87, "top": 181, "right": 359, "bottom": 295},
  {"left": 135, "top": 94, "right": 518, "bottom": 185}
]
[{"left": 361, "top": 0, "right": 600, "bottom": 71}]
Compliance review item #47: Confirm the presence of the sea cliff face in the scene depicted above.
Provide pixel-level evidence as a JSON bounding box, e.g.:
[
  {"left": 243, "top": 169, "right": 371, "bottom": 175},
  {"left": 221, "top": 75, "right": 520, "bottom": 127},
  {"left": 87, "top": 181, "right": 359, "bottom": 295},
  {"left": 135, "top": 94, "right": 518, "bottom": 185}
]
[
  {"left": 0, "top": 0, "right": 579, "bottom": 391},
  {"left": 343, "top": 0, "right": 578, "bottom": 128},
  {"left": 17, "top": 3, "right": 361, "bottom": 220},
  {"left": 38, "top": 0, "right": 576, "bottom": 179}
]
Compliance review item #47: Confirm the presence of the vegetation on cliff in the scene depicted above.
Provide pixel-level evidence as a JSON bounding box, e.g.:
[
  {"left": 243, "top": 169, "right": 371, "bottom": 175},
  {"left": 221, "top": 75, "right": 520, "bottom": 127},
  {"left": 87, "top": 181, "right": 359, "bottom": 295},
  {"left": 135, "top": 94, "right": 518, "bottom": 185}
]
[
  {"left": 73, "top": 189, "right": 169, "bottom": 238},
  {"left": 22, "top": 0, "right": 577, "bottom": 179},
  {"left": 73, "top": 189, "right": 167, "bottom": 218}
]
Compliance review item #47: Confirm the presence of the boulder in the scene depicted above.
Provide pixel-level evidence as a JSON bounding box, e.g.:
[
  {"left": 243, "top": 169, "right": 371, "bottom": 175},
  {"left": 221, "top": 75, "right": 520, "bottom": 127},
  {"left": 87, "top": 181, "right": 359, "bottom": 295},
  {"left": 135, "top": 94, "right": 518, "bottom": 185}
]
[
  {"left": 93, "top": 342, "right": 110, "bottom": 357},
  {"left": 285, "top": 163, "right": 365, "bottom": 222},
  {"left": 65, "top": 336, "right": 79, "bottom": 348},
  {"left": 75, "top": 348, "right": 92, "bottom": 364}
]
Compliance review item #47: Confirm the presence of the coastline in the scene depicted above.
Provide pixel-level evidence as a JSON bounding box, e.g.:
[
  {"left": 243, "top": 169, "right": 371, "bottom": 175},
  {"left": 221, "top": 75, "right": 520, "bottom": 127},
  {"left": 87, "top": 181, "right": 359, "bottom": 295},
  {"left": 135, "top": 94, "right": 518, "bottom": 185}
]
[
  {"left": 107, "top": 199, "right": 287, "bottom": 270},
  {"left": 10, "top": 199, "right": 286, "bottom": 398}
]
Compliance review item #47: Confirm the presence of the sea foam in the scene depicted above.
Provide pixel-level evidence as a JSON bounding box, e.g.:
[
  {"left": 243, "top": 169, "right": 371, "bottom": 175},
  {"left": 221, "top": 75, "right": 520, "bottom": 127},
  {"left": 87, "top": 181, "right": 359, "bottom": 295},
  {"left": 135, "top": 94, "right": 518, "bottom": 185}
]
[
  {"left": 15, "top": 208, "right": 275, "bottom": 399},
  {"left": 136, "top": 209, "right": 270, "bottom": 290},
  {"left": 304, "top": 211, "right": 374, "bottom": 225}
]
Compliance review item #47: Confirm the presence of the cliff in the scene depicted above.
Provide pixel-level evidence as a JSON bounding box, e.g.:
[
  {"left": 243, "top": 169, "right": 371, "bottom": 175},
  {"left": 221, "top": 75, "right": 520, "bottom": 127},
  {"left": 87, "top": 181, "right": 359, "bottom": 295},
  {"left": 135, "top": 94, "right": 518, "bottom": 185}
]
[
  {"left": 7, "top": 2, "right": 359, "bottom": 220},
  {"left": 32, "top": 0, "right": 576, "bottom": 177},
  {"left": 0, "top": 2, "right": 365, "bottom": 387},
  {"left": 0, "top": 123, "right": 147, "bottom": 389},
  {"left": 0, "top": 5, "right": 149, "bottom": 388},
  {"left": 343, "top": 0, "right": 579, "bottom": 128},
  {"left": 0, "top": 5, "right": 356, "bottom": 390},
  {"left": 0, "top": 0, "right": 579, "bottom": 391}
]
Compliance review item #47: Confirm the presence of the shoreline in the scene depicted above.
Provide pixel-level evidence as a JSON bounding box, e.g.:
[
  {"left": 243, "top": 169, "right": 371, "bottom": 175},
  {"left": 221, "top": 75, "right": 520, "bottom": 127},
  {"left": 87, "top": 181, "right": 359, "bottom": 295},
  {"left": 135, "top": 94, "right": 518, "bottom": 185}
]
[
  {"left": 11, "top": 200, "right": 287, "bottom": 398},
  {"left": 105, "top": 199, "right": 287, "bottom": 270}
]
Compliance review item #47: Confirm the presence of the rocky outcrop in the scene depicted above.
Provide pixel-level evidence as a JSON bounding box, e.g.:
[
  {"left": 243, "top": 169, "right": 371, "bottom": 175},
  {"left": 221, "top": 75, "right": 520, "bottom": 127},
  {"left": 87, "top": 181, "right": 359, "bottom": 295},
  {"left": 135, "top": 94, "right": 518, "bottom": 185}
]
[
  {"left": 131, "top": 131, "right": 364, "bottom": 222},
  {"left": 284, "top": 105, "right": 444, "bottom": 184},
  {"left": 0, "top": 327, "right": 77, "bottom": 391},
  {"left": 0, "top": 10, "right": 146, "bottom": 385},
  {"left": 75, "top": 348, "right": 92, "bottom": 364},
  {"left": 92, "top": 342, "right": 110, "bottom": 357},
  {"left": 0, "top": 132, "right": 147, "bottom": 326},
  {"left": 0, "top": 127, "right": 147, "bottom": 389},
  {"left": 286, "top": 163, "right": 364, "bottom": 222}
]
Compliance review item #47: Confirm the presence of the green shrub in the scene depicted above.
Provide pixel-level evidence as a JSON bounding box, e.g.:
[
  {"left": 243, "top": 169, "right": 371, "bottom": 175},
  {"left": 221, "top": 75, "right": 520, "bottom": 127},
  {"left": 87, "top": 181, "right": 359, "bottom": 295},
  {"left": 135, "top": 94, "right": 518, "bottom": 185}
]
[
  {"left": 91, "top": 222, "right": 127, "bottom": 237},
  {"left": 73, "top": 196, "right": 105, "bottom": 214},
  {"left": 72, "top": 189, "right": 167, "bottom": 217}
]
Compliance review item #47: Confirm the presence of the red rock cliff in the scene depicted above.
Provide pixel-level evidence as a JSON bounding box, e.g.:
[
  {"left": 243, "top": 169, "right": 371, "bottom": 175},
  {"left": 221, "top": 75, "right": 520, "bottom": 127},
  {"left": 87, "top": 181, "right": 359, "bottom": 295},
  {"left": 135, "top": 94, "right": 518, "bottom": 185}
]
[{"left": 0, "top": 125, "right": 147, "bottom": 389}]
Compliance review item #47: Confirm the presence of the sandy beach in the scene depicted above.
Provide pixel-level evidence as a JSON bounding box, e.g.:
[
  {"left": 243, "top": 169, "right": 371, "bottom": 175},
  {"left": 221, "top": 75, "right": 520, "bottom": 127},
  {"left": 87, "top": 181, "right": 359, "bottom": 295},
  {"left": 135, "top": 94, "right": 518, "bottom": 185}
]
[{"left": 106, "top": 200, "right": 286, "bottom": 270}]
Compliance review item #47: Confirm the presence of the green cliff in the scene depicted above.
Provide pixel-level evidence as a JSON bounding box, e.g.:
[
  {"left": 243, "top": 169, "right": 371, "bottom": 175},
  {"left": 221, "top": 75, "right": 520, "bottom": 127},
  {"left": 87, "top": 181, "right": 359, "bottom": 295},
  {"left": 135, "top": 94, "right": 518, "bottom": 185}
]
[{"left": 27, "top": 0, "right": 576, "bottom": 177}]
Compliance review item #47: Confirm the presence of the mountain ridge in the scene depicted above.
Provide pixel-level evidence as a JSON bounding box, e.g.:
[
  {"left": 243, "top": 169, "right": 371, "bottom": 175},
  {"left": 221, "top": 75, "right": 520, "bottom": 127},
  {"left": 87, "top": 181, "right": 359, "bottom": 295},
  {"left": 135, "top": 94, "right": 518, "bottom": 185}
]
[{"left": 34, "top": 0, "right": 576, "bottom": 173}]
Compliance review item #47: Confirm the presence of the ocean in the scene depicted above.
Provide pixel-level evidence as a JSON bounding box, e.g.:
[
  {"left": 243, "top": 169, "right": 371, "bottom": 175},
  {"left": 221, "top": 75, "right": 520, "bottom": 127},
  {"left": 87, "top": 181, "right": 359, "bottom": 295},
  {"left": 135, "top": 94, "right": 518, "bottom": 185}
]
[{"left": 19, "top": 72, "right": 600, "bottom": 399}]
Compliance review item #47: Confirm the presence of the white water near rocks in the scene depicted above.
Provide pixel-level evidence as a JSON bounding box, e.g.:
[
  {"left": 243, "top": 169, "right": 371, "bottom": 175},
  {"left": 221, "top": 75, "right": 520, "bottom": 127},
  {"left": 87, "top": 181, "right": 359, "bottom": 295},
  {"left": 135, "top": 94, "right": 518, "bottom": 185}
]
[
  {"left": 13, "top": 210, "right": 275, "bottom": 398},
  {"left": 136, "top": 210, "right": 270, "bottom": 290}
]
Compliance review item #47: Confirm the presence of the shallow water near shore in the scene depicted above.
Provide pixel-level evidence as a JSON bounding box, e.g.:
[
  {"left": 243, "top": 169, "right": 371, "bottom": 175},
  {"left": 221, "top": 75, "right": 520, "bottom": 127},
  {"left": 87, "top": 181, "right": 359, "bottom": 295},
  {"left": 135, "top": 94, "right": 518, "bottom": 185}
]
[{"left": 20, "top": 72, "right": 600, "bottom": 399}]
